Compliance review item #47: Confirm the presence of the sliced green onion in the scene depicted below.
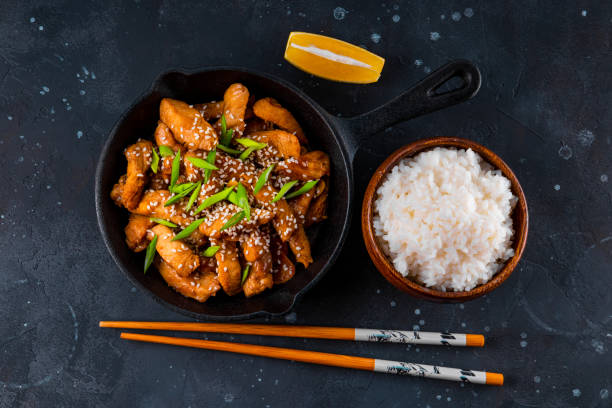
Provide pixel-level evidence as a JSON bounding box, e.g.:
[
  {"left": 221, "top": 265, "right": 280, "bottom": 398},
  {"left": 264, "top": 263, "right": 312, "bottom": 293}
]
[
  {"left": 172, "top": 218, "right": 206, "bottom": 241},
  {"left": 187, "top": 156, "right": 218, "bottom": 170},
  {"left": 164, "top": 192, "right": 190, "bottom": 207},
  {"left": 239, "top": 146, "right": 256, "bottom": 161},
  {"left": 149, "top": 217, "right": 178, "bottom": 228},
  {"left": 201, "top": 246, "right": 220, "bottom": 257},
  {"left": 219, "top": 114, "right": 234, "bottom": 146},
  {"left": 241, "top": 264, "right": 250, "bottom": 285},
  {"left": 170, "top": 149, "right": 181, "bottom": 189},
  {"left": 235, "top": 138, "right": 267, "bottom": 149},
  {"left": 171, "top": 182, "right": 195, "bottom": 194},
  {"left": 222, "top": 129, "right": 234, "bottom": 146},
  {"left": 144, "top": 235, "right": 158, "bottom": 273},
  {"left": 227, "top": 191, "right": 239, "bottom": 206},
  {"left": 217, "top": 144, "right": 241, "bottom": 155},
  {"left": 221, "top": 114, "right": 227, "bottom": 134},
  {"left": 159, "top": 145, "right": 174, "bottom": 157},
  {"left": 164, "top": 183, "right": 197, "bottom": 207},
  {"left": 204, "top": 149, "right": 216, "bottom": 183},
  {"left": 271, "top": 180, "right": 299, "bottom": 203},
  {"left": 220, "top": 210, "right": 245, "bottom": 231},
  {"left": 253, "top": 164, "right": 275, "bottom": 194},
  {"left": 151, "top": 148, "right": 160, "bottom": 174},
  {"left": 237, "top": 139, "right": 267, "bottom": 160},
  {"left": 185, "top": 181, "right": 202, "bottom": 211},
  {"left": 285, "top": 180, "right": 320, "bottom": 199},
  {"left": 194, "top": 185, "right": 235, "bottom": 214},
  {"left": 235, "top": 183, "right": 250, "bottom": 220}
]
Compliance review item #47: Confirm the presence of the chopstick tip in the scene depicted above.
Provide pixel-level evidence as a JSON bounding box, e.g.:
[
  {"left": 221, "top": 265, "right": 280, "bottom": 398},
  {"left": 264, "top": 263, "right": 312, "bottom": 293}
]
[
  {"left": 466, "top": 334, "right": 485, "bottom": 347},
  {"left": 486, "top": 372, "right": 504, "bottom": 386}
]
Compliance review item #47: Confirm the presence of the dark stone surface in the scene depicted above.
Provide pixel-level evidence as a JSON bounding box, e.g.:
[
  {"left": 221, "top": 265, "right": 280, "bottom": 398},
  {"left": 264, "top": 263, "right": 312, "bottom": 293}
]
[{"left": 1, "top": 1, "right": 610, "bottom": 407}]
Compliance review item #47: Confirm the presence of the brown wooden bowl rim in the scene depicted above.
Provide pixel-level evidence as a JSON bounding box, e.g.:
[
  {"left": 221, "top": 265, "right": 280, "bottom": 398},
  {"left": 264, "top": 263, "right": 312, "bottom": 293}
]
[{"left": 361, "top": 137, "right": 529, "bottom": 302}]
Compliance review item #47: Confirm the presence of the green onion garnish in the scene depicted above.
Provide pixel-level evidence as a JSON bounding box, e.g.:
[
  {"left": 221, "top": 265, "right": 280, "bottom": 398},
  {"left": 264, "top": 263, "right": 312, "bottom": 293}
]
[
  {"left": 220, "top": 114, "right": 227, "bottom": 136},
  {"left": 194, "top": 185, "right": 235, "bottom": 214},
  {"left": 220, "top": 210, "right": 245, "bottom": 231},
  {"left": 227, "top": 191, "right": 239, "bottom": 206},
  {"left": 235, "top": 138, "right": 267, "bottom": 149},
  {"left": 219, "top": 114, "right": 235, "bottom": 146},
  {"left": 159, "top": 145, "right": 174, "bottom": 157},
  {"left": 144, "top": 235, "right": 158, "bottom": 273},
  {"left": 235, "top": 183, "right": 250, "bottom": 220},
  {"left": 151, "top": 148, "right": 159, "bottom": 174},
  {"left": 236, "top": 138, "right": 267, "bottom": 161},
  {"left": 227, "top": 192, "right": 250, "bottom": 221},
  {"left": 164, "top": 183, "right": 197, "bottom": 207},
  {"left": 285, "top": 180, "right": 319, "bottom": 199},
  {"left": 201, "top": 246, "right": 220, "bottom": 257},
  {"left": 149, "top": 217, "right": 178, "bottom": 228},
  {"left": 164, "top": 193, "right": 190, "bottom": 207},
  {"left": 271, "top": 180, "right": 299, "bottom": 203},
  {"left": 238, "top": 146, "right": 256, "bottom": 161},
  {"left": 171, "top": 182, "right": 195, "bottom": 194},
  {"left": 241, "top": 264, "right": 250, "bottom": 285},
  {"left": 172, "top": 218, "right": 206, "bottom": 241},
  {"left": 253, "top": 164, "right": 275, "bottom": 194},
  {"left": 187, "top": 156, "right": 218, "bottom": 170},
  {"left": 217, "top": 144, "right": 241, "bottom": 155},
  {"left": 170, "top": 149, "right": 181, "bottom": 189},
  {"left": 204, "top": 149, "right": 216, "bottom": 183},
  {"left": 185, "top": 181, "right": 202, "bottom": 211}
]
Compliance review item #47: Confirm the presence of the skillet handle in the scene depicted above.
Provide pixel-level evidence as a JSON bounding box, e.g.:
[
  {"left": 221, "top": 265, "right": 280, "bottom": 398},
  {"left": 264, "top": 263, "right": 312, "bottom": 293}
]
[{"left": 344, "top": 60, "right": 481, "bottom": 137}]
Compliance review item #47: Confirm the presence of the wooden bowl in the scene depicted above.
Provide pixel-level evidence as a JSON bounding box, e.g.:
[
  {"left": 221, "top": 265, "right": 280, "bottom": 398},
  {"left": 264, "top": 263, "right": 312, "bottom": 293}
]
[{"left": 361, "top": 137, "right": 528, "bottom": 302}]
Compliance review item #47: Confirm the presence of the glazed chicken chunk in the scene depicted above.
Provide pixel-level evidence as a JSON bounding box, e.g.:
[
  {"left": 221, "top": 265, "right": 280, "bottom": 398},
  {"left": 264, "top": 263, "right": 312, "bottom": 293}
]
[
  {"left": 252, "top": 97, "right": 307, "bottom": 144},
  {"left": 156, "top": 258, "right": 221, "bottom": 302},
  {"left": 160, "top": 98, "right": 218, "bottom": 150},
  {"left": 122, "top": 140, "right": 154, "bottom": 210},
  {"left": 151, "top": 224, "right": 200, "bottom": 277}
]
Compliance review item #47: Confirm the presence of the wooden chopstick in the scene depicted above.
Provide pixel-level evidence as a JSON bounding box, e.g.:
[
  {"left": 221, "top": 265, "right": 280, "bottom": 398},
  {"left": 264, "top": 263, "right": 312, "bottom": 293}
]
[
  {"left": 99, "top": 321, "right": 484, "bottom": 347},
  {"left": 120, "top": 332, "right": 503, "bottom": 385}
]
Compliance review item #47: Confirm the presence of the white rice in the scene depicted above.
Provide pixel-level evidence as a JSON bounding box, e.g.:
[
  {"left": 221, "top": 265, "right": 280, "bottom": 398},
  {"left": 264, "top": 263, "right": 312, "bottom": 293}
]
[{"left": 373, "top": 147, "right": 516, "bottom": 292}]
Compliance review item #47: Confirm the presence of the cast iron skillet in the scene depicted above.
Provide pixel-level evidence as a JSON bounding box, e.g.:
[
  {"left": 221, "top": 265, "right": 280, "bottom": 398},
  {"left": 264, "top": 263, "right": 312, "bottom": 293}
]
[{"left": 95, "top": 60, "right": 481, "bottom": 320}]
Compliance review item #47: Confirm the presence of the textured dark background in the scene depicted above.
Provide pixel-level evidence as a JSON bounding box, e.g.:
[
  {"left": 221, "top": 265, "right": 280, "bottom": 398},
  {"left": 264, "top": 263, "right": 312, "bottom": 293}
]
[{"left": 1, "top": 1, "right": 611, "bottom": 407}]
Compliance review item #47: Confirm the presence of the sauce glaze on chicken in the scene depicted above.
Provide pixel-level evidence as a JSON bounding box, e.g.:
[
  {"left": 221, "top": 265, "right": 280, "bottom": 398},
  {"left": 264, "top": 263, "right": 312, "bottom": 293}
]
[{"left": 110, "top": 83, "right": 329, "bottom": 301}]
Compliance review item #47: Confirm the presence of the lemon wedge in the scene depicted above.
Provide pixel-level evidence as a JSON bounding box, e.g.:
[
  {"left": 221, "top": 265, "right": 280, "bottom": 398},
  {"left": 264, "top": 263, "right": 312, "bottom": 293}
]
[{"left": 284, "top": 32, "right": 385, "bottom": 84}]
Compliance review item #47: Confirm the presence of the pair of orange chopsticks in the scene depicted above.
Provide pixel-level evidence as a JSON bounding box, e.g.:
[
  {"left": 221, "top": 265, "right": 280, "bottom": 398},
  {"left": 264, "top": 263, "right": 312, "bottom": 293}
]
[{"left": 100, "top": 321, "right": 503, "bottom": 385}]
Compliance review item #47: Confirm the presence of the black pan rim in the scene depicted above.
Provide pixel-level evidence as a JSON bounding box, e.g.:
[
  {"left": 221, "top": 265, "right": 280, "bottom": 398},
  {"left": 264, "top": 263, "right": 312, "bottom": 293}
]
[{"left": 95, "top": 66, "right": 354, "bottom": 321}]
